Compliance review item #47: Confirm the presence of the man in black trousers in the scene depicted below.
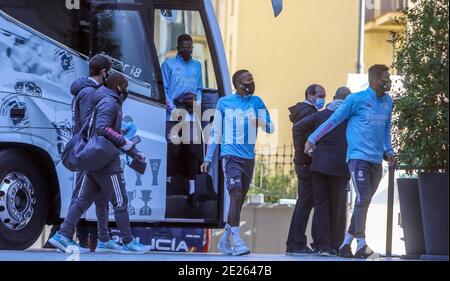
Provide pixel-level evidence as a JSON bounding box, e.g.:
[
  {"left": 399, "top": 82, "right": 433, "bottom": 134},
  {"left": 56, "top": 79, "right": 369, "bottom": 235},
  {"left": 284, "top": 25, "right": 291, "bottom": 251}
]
[
  {"left": 286, "top": 84, "right": 326, "bottom": 254},
  {"left": 293, "top": 87, "right": 351, "bottom": 256}
]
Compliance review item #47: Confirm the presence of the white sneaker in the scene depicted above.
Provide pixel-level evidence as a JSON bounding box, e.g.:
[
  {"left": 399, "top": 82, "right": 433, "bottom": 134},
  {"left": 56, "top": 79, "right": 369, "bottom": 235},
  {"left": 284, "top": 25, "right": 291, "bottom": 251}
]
[
  {"left": 232, "top": 240, "right": 251, "bottom": 256},
  {"left": 217, "top": 238, "right": 232, "bottom": 255}
]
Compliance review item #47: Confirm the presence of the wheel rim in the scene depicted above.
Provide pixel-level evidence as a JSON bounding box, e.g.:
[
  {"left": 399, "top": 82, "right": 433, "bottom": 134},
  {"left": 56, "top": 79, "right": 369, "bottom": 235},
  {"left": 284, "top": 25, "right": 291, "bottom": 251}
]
[{"left": 0, "top": 172, "right": 36, "bottom": 230}]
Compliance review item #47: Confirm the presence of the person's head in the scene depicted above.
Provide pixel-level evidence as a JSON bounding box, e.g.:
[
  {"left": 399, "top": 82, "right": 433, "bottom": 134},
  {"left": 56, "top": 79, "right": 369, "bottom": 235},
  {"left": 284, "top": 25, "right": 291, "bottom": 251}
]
[
  {"left": 177, "top": 34, "right": 193, "bottom": 62},
  {"left": 106, "top": 72, "right": 129, "bottom": 102},
  {"left": 232, "top": 69, "right": 255, "bottom": 96},
  {"left": 368, "top": 64, "right": 391, "bottom": 94},
  {"left": 305, "top": 84, "right": 326, "bottom": 109},
  {"left": 89, "top": 54, "right": 113, "bottom": 84},
  {"left": 334, "top": 86, "right": 351, "bottom": 100}
]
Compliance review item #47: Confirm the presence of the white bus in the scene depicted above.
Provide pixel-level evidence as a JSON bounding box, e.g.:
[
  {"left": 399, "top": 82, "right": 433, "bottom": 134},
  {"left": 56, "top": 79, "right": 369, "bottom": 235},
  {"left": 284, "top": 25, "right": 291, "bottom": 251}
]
[{"left": 0, "top": 0, "right": 231, "bottom": 250}]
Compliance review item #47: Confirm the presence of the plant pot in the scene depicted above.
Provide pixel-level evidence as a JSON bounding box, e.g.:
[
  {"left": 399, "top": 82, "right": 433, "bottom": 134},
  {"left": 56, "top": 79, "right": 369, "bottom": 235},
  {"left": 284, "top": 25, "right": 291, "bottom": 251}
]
[
  {"left": 397, "top": 178, "right": 425, "bottom": 257},
  {"left": 418, "top": 172, "right": 449, "bottom": 256}
]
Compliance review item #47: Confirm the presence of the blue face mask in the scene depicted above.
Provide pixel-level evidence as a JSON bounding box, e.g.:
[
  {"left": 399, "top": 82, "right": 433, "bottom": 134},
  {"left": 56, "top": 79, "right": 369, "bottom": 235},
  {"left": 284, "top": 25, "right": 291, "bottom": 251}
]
[{"left": 315, "top": 98, "right": 325, "bottom": 110}]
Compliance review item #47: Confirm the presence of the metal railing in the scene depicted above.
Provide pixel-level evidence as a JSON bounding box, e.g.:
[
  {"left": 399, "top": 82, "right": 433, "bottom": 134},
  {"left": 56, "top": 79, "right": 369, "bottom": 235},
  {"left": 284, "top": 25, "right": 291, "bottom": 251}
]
[
  {"left": 365, "top": 0, "right": 408, "bottom": 23},
  {"left": 249, "top": 144, "right": 298, "bottom": 203}
]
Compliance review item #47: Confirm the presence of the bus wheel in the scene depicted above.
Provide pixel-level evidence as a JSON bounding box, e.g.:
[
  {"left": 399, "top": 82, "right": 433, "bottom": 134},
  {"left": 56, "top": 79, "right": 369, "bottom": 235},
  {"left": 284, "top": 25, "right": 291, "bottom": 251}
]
[{"left": 0, "top": 149, "right": 48, "bottom": 250}]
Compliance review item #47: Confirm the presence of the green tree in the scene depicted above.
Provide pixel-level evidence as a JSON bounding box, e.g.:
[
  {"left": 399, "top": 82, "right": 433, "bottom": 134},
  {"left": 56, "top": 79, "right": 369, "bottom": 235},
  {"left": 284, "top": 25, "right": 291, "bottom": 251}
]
[{"left": 391, "top": 0, "right": 449, "bottom": 173}]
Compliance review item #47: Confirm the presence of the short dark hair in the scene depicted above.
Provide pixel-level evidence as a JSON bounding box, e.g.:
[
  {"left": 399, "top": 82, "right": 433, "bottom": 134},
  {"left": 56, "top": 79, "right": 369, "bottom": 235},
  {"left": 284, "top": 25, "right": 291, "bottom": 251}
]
[
  {"left": 232, "top": 69, "right": 250, "bottom": 89},
  {"left": 89, "top": 54, "right": 112, "bottom": 76},
  {"left": 304, "top": 84, "right": 324, "bottom": 99},
  {"left": 177, "top": 34, "right": 193, "bottom": 46},
  {"left": 106, "top": 72, "right": 128, "bottom": 91},
  {"left": 368, "top": 64, "right": 390, "bottom": 84},
  {"left": 335, "top": 86, "right": 351, "bottom": 100}
]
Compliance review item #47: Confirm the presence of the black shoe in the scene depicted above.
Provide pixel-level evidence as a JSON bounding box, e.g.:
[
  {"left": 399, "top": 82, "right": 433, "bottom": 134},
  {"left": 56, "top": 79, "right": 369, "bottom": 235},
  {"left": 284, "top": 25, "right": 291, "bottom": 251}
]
[
  {"left": 338, "top": 244, "right": 354, "bottom": 258},
  {"left": 286, "top": 245, "right": 314, "bottom": 256},
  {"left": 354, "top": 245, "right": 380, "bottom": 259},
  {"left": 311, "top": 245, "right": 320, "bottom": 255},
  {"left": 319, "top": 246, "right": 337, "bottom": 257}
]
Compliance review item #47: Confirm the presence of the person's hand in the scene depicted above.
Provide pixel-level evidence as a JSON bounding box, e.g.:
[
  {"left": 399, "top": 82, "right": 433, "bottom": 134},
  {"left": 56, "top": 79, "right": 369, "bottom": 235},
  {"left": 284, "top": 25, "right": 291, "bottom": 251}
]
[
  {"left": 304, "top": 141, "right": 316, "bottom": 156},
  {"left": 122, "top": 139, "right": 134, "bottom": 151},
  {"left": 136, "top": 152, "right": 146, "bottom": 162},
  {"left": 387, "top": 154, "right": 399, "bottom": 169},
  {"left": 250, "top": 117, "right": 259, "bottom": 128},
  {"left": 181, "top": 92, "right": 196, "bottom": 103},
  {"left": 200, "top": 161, "right": 210, "bottom": 173}
]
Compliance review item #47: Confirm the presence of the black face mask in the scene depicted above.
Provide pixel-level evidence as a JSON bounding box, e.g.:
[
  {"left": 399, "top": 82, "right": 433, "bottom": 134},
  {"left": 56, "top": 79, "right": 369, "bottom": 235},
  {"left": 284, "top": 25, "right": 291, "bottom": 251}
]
[
  {"left": 380, "top": 78, "right": 392, "bottom": 92},
  {"left": 240, "top": 82, "right": 255, "bottom": 95},
  {"left": 118, "top": 87, "right": 129, "bottom": 102},
  {"left": 179, "top": 50, "right": 192, "bottom": 61},
  {"left": 102, "top": 71, "right": 111, "bottom": 86}
]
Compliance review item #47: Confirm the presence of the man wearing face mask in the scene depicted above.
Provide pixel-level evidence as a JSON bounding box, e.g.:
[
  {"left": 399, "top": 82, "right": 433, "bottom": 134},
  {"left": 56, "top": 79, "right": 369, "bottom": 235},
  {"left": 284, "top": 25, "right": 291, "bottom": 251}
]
[
  {"left": 161, "top": 34, "right": 204, "bottom": 206},
  {"left": 293, "top": 87, "right": 351, "bottom": 256},
  {"left": 49, "top": 73, "right": 151, "bottom": 254},
  {"left": 286, "top": 84, "right": 326, "bottom": 255},
  {"left": 161, "top": 34, "right": 203, "bottom": 117},
  {"left": 201, "top": 70, "right": 274, "bottom": 256},
  {"left": 305, "top": 65, "right": 399, "bottom": 258},
  {"left": 44, "top": 54, "right": 113, "bottom": 251}
]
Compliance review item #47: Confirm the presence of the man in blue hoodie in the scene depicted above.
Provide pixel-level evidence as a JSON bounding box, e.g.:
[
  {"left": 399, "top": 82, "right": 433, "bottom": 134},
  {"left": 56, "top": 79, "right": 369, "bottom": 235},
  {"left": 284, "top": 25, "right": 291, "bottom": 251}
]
[
  {"left": 200, "top": 70, "right": 274, "bottom": 256},
  {"left": 44, "top": 54, "right": 112, "bottom": 251},
  {"left": 305, "top": 65, "right": 399, "bottom": 258},
  {"left": 162, "top": 34, "right": 203, "bottom": 205}
]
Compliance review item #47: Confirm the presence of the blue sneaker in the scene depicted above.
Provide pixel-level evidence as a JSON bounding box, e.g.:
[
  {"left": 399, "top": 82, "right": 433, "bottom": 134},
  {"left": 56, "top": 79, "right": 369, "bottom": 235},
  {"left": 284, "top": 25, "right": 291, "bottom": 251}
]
[
  {"left": 121, "top": 239, "right": 151, "bottom": 254},
  {"left": 217, "top": 237, "right": 232, "bottom": 255},
  {"left": 48, "top": 232, "right": 90, "bottom": 254},
  {"left": 95, "top": 240, "right": 123, "bottom": 253},
  {"left": 232, "top": 239, "right": 251, "bottom": 256}
]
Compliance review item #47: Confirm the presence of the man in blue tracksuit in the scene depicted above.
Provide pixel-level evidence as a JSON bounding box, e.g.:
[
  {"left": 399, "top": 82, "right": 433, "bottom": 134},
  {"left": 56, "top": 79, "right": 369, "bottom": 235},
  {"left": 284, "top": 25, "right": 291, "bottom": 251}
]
[
  {"left": 161, "top": 34, "right": 203, "bottom": 116},
  {"left": 161, "top": 34, "right": 203, "bottom": 204},
  {"left": 305, "top": 65, "right": 398, "bottom": 258},
  {"left": 200, "top": 70, "right": 274, "bottom": 256}
]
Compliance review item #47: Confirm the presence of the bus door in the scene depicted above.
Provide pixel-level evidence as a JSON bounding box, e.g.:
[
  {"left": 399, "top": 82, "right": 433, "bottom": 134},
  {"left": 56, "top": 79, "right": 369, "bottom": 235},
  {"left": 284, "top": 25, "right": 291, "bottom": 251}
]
[
  {"left": 84, "top": 1, "right": 168, "bottom": 223},
  {"left": 152, "top": 0, "right": 229, "bottom": 227}
]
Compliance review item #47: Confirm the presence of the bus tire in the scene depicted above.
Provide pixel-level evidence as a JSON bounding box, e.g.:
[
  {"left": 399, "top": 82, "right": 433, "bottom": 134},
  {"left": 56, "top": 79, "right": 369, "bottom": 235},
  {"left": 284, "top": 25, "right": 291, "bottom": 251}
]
[{"left": 0, "top": 149, "right": 48, "bottom": 250}]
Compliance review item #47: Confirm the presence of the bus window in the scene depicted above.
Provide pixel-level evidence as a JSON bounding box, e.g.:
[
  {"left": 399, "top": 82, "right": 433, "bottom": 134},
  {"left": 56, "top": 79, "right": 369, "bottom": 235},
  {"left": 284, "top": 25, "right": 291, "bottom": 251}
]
[
  {"left": 154, "top": 9, "right": 217, "bottom": 90},
  {"left": 91, "top": 7, "right": 162, "bottom": 102},
  {"left": 0, "top": 0, "right": 90, "bottom": 55}
]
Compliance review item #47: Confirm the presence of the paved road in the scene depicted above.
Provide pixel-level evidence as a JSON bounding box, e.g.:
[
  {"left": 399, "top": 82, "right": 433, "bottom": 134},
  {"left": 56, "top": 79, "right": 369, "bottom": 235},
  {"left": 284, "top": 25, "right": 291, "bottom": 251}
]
[{"left": 0, "top": 249, "right": 406, "bottom": 261}]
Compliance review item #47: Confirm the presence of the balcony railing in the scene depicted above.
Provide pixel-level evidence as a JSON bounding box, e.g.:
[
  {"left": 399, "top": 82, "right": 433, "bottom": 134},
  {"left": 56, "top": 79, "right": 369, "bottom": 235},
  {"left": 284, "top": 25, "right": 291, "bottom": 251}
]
[{"left": 365, "top": 0, "right": 408, "bottom": 23}]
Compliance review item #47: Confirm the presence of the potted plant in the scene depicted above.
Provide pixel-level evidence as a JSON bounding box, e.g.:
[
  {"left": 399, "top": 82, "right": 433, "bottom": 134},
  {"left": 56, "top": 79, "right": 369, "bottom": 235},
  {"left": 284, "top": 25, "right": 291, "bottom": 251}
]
[{"left": 391, "top": 0, "right": 448, "bottom": 259}]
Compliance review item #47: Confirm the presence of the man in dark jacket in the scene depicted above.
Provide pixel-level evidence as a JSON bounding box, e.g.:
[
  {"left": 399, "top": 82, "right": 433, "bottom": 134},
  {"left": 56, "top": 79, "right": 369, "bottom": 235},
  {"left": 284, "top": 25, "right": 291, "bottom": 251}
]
[
  {"left": 293, "top": 87, "right": 351, "bottom": 256},
  {"left": 49, "top": 73, "right": 151, "bottom": 254},
  {"left": 286, "top": 84, "right": 326, "bottom": 254},
  {"left": 44, "top": 54, "right": 112, "bottom": 251}
]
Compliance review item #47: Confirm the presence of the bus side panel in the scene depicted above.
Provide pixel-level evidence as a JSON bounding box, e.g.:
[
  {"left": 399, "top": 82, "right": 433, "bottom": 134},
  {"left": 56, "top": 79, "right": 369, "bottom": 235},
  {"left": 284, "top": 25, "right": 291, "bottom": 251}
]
[
  {"left": 0, "top": 12, "right": 90, "bottom": 217},
  {"left": 85, "top": 99, "right": 168, "bottom": 222}
]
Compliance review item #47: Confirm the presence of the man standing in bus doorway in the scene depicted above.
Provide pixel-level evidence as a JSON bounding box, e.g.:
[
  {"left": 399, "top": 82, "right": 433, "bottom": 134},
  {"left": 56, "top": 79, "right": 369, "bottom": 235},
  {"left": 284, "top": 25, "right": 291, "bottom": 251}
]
[
  {"left": 200, "top": 70, "right": 274, "bottom": 256},
  {"left": 161, "top": 34, "right": 203, "bottom": 207},
  {"left": 305, "top": 65, "right": 399, "bottom": 258},
  {"left": 286, "top": 84, "right": 326, "bottom": 255},
  {"left": 49, "top": 73, "right": 151, "bottom": 254},
  {"left": 44, "top": 54, "right": 113, "bottom": 251}
]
